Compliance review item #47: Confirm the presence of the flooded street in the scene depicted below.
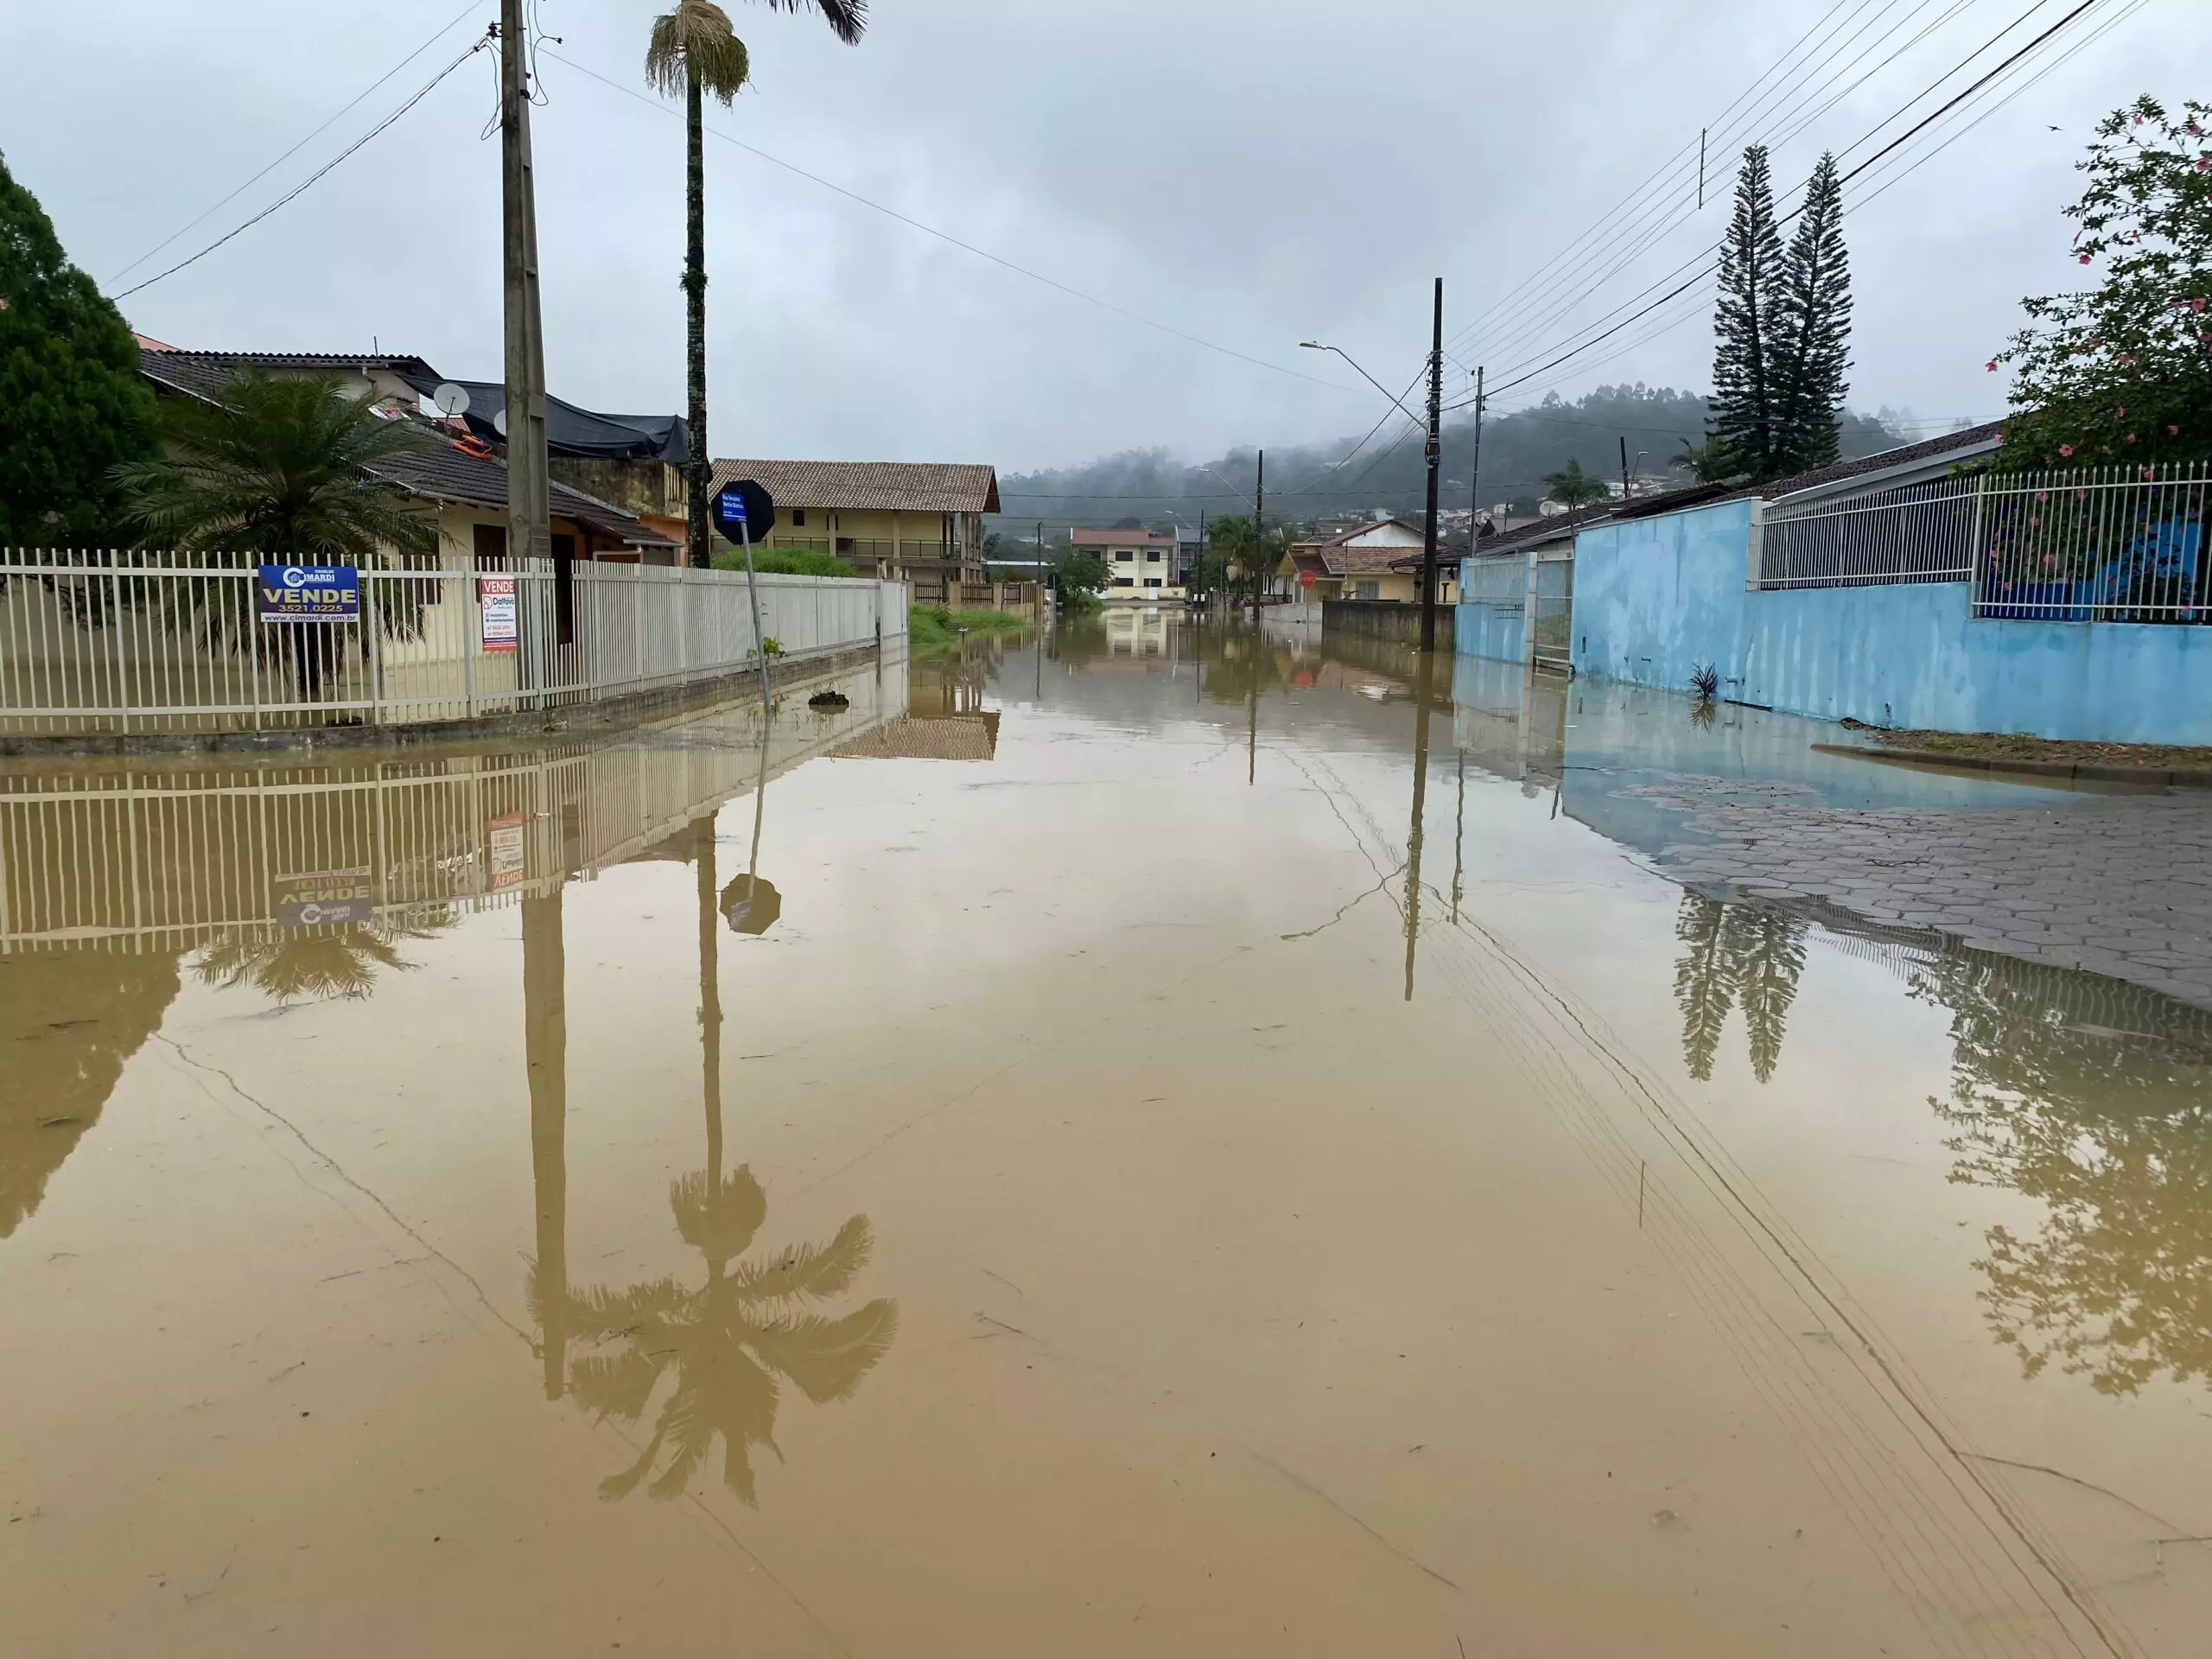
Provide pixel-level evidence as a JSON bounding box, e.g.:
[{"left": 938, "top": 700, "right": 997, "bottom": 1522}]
[{"left": 4, "top": 614, "right": 2209, "bottom": 1657}]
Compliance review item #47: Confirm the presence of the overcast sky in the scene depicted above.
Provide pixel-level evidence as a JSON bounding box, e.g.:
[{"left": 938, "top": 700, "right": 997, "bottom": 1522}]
[{"left": 6, "top": 0, "right": 2202, "bottom": 472}]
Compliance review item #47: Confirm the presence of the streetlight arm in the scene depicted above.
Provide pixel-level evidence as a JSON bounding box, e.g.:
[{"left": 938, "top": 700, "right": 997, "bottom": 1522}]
[{"left": 1300, "top": 342, "right": 1424, "bottom": 427}]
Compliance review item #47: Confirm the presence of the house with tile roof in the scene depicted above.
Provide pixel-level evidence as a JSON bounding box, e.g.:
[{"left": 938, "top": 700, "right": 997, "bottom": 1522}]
[
  {"left": 703, "top": 458, "right": 1001, "bottom": 602},
  {"left": 133, "top": 345, "right": 677, "bottom": 571},
  {"left": 1281, "top": 518, "right": 1458, "bottom": 604}
]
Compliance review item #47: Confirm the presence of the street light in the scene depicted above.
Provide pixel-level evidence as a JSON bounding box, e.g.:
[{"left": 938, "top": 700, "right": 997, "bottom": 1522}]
[{"left": 1299, "top": 341, "right": 1424, "bottom": 427}]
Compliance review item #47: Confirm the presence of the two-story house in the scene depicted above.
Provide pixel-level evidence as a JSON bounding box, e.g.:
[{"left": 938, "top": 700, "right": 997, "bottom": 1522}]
[{"left": 1072, "top": 528, "right": 1183, "bottom": 602}]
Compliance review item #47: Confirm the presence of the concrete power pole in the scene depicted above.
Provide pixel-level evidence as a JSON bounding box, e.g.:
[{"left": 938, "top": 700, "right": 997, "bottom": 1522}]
[
  {"left": 1249, "top": 449, "right": 1265, "bottom": 623},
  {"left": 1419, "top": 276, "right": 1444, "bottom": 653},
  {"left": 499, "top": 0, "right": 555, "bottom": 654}
]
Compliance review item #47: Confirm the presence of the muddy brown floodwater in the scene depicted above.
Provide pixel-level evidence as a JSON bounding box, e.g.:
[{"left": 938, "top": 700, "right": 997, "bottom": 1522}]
[{"left": 4, "top": 615, "right": 2209, "bottom": 1656}]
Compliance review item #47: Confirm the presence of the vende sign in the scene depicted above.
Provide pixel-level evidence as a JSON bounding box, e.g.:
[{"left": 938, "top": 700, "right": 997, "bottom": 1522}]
[
  {"left": 257, "top": 564, "right": 359, "bottom": 623},
  {"left": 478, "top": 575, "right": 518, "bottom": 652}
]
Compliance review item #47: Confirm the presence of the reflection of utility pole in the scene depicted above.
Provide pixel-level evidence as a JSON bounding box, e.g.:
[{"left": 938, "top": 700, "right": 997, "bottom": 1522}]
[
  {"left": 1248, "top": 671, "right": 1257, "bottom": 787},
  {"left": 1451, "top": 746, "right": 1465, "bottom": 925},
  {"left": 523, "top": 887, "right": 567, "bottom": 1401},
  {"left": 1403, "top": 652, "right": 1436, "bottom": 1001},
  {"left": 696, "top": 816, "right": 722, "bottom": 1188}
]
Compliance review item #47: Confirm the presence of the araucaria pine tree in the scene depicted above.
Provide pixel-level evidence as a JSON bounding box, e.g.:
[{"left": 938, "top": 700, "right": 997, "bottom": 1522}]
[
  {"left": 1709, "top": 146, "right": 1788, "bottom": 480},
  {"left": 1773, "top": 152, "right": 1852, "bottom": 474}
]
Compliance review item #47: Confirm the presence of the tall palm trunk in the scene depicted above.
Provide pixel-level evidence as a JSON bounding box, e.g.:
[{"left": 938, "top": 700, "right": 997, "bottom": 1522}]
[{"left": 684, "top": 68, "right": 711, "bottom": 570}]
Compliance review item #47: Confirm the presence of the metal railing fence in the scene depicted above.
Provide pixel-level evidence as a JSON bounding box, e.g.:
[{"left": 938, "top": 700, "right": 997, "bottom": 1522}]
[
  {"left": 1757, "top": 461, "right": 2211, "bottom": 622},
  {"left": 0, "top": 549, "right": 906, "bottom": 735}
]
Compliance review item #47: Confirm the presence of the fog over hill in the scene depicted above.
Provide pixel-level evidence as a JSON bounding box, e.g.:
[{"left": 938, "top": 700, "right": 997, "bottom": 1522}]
[{"left": 991, "top": 385, "right": 1964, "bottom": 540}]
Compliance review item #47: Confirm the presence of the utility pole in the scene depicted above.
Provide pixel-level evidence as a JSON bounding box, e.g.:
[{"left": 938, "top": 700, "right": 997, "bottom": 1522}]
[
  {"left": 1249, "top": 450, "right": 1265, "bottom": 623},
  {"left": 1419, "top": 276, "right": 1444, "bottom": 652},
  {"left": 499, "top": 0, "right": 555, "bottom": 652},
  {"left": 1467, "top": 365, "right": 1486, "bottom": 537},
  {"left": 1620, "top": 435, "right": 1632, "bottom": 500}
]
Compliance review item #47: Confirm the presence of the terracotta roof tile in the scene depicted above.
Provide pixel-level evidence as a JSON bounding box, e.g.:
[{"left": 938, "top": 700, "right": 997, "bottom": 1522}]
[{"left": 710, "top": 458, "right": 1001, "bottom": 514}]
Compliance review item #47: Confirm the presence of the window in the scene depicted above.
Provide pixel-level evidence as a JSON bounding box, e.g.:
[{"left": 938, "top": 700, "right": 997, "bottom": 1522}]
[
  {"left": 1355, "top": 580, "right": 1380, "bottom": 601},
  {"left": 1110, "top": 576, "right": 1135, "bottom": 588},
  {"left": 791, "top": 508, "right": 807, "bottom": 527},
  {"left": 1145, "top": 549, "right": 1162, "bottom": 562},
  {"left": 1114, "top": 550, "right": 1135, "bottom": 563},
  {"left": 472, "top": 523, "right": 507, "bottom": 569},
  {"left": 1143, "top": 578, "right": 1161, "bottom": 589}
]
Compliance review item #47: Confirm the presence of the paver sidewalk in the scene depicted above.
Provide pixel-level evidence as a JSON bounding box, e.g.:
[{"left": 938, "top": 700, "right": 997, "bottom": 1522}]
[{"left": 1659, "top": 795, "right": 2212, "bottom": 1009}]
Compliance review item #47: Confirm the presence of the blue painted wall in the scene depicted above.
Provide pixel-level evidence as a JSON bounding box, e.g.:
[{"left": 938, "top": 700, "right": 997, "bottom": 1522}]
[
  {"left": 1570, "top": 499, "right": 2212, "bottom": 743},
  {"left": 1454, "top": 596, "right": 1525, "bottom": 663}
]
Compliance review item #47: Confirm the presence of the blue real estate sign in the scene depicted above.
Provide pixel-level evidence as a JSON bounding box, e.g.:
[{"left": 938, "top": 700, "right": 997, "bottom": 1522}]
[{"left": 257, "top": 564, "right": 360, "bottom": 623}]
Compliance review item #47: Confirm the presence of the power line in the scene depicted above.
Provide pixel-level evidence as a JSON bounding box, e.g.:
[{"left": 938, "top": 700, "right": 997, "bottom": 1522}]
[
  {"left": 111, "top": 31, "right": 493, "bottom": 302},
  {"left": 538, "top": 46, "right": 1369, "bottom": 402},
  {"left": 105, "top": 0, "right": 488, "bottom": 287},
  {"left": 1452, "top": 0, "right": 2124, "bottom": 405}
]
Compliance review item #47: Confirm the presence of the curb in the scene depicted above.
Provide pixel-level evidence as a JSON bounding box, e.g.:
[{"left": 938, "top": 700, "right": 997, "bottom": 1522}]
[
  {"left": 0, "top": 642, "right": 888, "bottom": 760},
  {"left": 1812, "top": 741, "right": 2212, "bottom": 791}
]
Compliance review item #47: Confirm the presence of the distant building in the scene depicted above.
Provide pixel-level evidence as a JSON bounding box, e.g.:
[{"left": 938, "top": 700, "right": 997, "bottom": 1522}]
[
  {"left": 714, "top": 459, "right": 1002, "bottom": 602},
  {"left": 1281, "top": 518, "right": 1456, "bottom": 603},
  {"left": 1071, "top": 527, "right": 1184, "bottom": 601}
]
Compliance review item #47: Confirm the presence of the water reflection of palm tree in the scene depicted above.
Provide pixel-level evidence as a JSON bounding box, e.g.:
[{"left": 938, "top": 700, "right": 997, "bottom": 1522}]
[
  {"left": 548, "top": 1167, "right": 896, "bottom": 1502},
  {"left": 533, "top": 807, "right": 894, "bottom": 1502},
  {"left": 194, "top": 917, "right": 446, "bottom": 1004},
  {"left": 1670, "top": 892, "right": 1809, "bottom": 1083}
]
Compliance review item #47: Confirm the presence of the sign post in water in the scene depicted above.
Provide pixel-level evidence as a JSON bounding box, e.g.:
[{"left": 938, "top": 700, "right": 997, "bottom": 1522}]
[{"left": 712, "top": 480, "right": 779, "bottom": 724}]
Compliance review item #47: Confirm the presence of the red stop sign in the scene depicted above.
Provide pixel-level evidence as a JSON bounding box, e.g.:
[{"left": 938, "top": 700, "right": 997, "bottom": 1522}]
[{"left": 1299, "top": 569, "right": 1315, "bottom": 589}]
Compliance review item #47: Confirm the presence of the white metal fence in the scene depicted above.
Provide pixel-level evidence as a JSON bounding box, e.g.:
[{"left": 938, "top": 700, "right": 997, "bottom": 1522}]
[
  {"left": 1757, "top": 461, "right": 2211, "bottom": 623},
  {"left": 0, "top": 550, "right": 908, "bottom": 735}
]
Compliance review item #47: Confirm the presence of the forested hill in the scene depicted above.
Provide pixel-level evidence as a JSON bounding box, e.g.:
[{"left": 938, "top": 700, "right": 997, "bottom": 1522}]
[{"left": 993, "top": 385, "right": 1952, "bottom": 535}]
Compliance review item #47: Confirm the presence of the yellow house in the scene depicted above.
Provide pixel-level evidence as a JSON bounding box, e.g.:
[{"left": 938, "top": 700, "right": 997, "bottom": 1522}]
[
  {"left": 712, "top": 458, "right": 1001, "bottom": 603},
  {"left": 1072, "top": 528, "right": 1184, "bottom": 601},
  {"left": 1281, "top": 518, "right": 1459, "bottom": 604}
]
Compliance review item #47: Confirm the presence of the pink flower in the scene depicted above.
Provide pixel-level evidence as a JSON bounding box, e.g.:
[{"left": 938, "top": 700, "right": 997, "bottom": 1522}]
[
  {"left": 2080, "top": 254, "right": 2094, "bottom": 264},
  {"left": 2196, "top": 298, "right": 2209, "bottom": 312},
  {"left": 2170, "top": 424, "right": 2182, "bottom": 435},
  {"left": 2059, "top": 443, "right": 2075, "bottom": 456},
  {"left": 1986, "top": 359, "right": 1999, "bottom": 372},
  {"left": 2143, "top": 467, "right": 2156, "bottom": 480},
  {"left": 2126, "top": 433, "right": 2138, "bottom": 444},
  {"left": 2198, "top": 157, "right": 2212, "bottom": 172},
  {"left": 2036, "top": 490, "right": 2050, "bottom": 501}
]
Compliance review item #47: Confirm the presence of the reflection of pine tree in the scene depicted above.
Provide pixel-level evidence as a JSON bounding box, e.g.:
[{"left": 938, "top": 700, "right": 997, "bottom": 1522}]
[
  {"left": 1728, "top": 906, "right": 1808, "bottom": 1084},
  {"left": 1673, "top": 893, "right": 1735, "bottom": 1082}
]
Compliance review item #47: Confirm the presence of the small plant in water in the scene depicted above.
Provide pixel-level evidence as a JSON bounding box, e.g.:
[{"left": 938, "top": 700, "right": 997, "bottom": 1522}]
[{"left": 1688, "top": 663, "right": 1721, "bottom": 702}]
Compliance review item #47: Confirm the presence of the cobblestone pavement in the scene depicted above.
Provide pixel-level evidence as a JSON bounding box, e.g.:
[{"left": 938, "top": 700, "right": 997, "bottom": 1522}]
[{"left": 1658, "top": 793, "right": 2212, "bottom": 1009}]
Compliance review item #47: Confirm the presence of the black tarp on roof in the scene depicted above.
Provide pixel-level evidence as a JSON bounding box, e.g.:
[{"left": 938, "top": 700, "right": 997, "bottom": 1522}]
[{"left": 403, "top": 376, "right": 689, "bottom": 463}]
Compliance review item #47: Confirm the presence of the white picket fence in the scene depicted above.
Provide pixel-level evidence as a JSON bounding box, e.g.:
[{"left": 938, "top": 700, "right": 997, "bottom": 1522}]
[{"left": 0, "top": 550, "right": 908, "bottom": 734}]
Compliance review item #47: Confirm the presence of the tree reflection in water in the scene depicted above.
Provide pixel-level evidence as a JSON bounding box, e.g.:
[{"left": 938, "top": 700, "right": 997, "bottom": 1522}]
[
  {"left": 1675, "top": 885, "right": 2212, "bottom": 1399},
  {"left": 194, "top": 916, "right": 448, "bottom": 1004},
  {"left": 536, "top": 1168, "right": 897, "bottom": 1503},
  {"left": 1922, "top": 950, "right": 2212, "bottom": 1397},
  {"left": 1670, "top": 893, "right": 1809, "bottom": 1083}
]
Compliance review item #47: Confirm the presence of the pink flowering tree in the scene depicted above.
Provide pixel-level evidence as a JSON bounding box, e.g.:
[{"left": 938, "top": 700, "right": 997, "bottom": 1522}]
[{"left": 1993, "top": 95, "right": 2212, "bottom": 470}]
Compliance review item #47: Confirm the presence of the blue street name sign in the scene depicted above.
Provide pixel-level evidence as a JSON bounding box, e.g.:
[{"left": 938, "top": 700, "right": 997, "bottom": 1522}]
[
  {"left": 257, "top": 564, "right": 361, "bottom": 623},
  {"left": 712, "top": 480, "right": 777, "bottom": 543}
]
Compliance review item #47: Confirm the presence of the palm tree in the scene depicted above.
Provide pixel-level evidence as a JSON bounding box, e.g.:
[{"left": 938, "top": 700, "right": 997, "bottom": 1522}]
[
  {"left": 645, "top": 0, "right": 868, "bottom": 571},
  {"left": 1673, "top": 435, "right": 1744, "bottom": 486},
  {"left": 115, "top": 370, "right": 435, "bottom": 566},
  {"left": 1541, "top": 457, "right": 1611, "bottom": 512},
  {"left": 112, "top": 369, "right": 436, "bottom": 692}
]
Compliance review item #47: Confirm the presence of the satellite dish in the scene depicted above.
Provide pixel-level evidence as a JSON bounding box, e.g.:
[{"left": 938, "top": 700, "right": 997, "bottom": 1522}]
[
  {"left": 432, "top": 382, "right": 471, "bottom": 417},
  {"left": 492, "top": 406, "right": 508, "bottom": 437}
]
